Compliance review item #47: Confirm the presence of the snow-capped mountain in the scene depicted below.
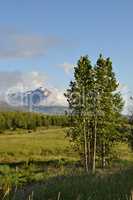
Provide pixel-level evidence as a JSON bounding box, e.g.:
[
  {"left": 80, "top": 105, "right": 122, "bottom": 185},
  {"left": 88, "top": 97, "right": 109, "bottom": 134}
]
[
  {"left": 8, "top": 87, "right": 51, "bottom": 107},
  {"left": 2, "top": 87, "right": 68, "bottom": 114}
]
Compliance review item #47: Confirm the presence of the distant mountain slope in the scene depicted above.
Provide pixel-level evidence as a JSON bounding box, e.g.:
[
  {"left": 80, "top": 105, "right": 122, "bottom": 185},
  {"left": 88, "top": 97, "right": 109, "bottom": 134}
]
[
  {"left": 0, "top": 102, "right": 68, "bottom": 115},
  {"left": 0, "top": 101, "right": 26, "bottom": 112},
  {"left": 33, "top": 105, "right": 68, "bottom": 114}
]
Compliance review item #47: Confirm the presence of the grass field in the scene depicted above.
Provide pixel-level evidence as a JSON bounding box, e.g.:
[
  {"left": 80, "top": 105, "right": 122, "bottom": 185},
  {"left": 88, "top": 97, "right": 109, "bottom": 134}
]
[
  {"left": 0, "top": 127, "right": 78, "bottom": 163},
  {"left": 0, "top": 127, "right": 133, "bottom": 200},
  {"left": 0, "top": 127, "right": 132, "bottom": 166},
  {"left": 0, "top": 127, "right": 79, "bottom": 190}
]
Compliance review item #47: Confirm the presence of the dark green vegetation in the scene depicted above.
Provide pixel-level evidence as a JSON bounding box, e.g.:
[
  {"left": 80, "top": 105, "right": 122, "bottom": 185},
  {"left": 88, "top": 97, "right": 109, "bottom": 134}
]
[
  {"left": 9, "top": 169, "right": 133, "bottom": 200},
  {"left": 0, "top": 111, "right": 69, "bottom": 131}
]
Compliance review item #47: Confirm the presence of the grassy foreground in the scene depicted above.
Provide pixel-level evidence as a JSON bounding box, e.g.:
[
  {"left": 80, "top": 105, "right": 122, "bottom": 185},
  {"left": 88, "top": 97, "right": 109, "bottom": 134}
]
[
  {"left": 2, "top": 168, "right": 133, "bottom": 200},
  {"left": 0, "top": 127, "right": 133, "bottom": 199}
]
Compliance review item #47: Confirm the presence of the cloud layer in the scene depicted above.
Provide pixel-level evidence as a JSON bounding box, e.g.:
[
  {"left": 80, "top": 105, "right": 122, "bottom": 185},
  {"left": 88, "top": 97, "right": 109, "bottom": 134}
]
[{"left": 0, "top": 29, "right": 61, "bottom": 59}]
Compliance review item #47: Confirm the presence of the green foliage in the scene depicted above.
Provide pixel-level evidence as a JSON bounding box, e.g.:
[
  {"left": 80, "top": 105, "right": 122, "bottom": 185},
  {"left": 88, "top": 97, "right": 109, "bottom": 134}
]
[
  {"left": 95, "top": 55, "right": 124, "bottom": 167},
  {"left": 65, "top": 55, "right": 124, "bottom": 171},
  {"left": 0, "top": 112, "right": 70, "bottom": 132}
]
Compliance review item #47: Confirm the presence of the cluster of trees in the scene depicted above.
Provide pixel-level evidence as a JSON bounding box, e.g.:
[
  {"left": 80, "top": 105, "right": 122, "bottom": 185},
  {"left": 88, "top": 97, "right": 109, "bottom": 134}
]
[
  {"left": 0, "top": 112, "right": 69, "bottom": 131},
  {"left": 65, "top": 55, "right": 126, "bottom": 173}
]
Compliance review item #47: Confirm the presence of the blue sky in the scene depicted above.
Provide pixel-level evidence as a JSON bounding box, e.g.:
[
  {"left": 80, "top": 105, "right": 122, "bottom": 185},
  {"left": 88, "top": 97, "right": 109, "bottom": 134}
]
[{"left": 0, "top": 0, "right": 133, "bottom": 95}]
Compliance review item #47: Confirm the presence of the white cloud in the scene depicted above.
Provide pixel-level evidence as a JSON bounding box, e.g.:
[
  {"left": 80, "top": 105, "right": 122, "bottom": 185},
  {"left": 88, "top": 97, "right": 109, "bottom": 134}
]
[
  {"left": 42, "top": 87, "right": 67, "bottom": 107},
  {"left": 21, "top": 71, "right": 48, "bottom": 90},
  {"left": 118, "top": 83, "right": 133, "bottom": 115},
  {"left": 58, "top": 62, "right": 74, "bottom": 75}
]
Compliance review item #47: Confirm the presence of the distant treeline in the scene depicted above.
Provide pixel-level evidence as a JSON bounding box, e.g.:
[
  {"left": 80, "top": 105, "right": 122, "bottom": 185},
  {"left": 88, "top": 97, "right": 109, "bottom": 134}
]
[{"left": 0, "top": 112, "right": 70, "bottom": 131}]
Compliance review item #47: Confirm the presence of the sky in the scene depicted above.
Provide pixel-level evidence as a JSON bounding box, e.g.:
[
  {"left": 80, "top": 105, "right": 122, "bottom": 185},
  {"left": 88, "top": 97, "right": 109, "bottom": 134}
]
[{"left": 0, "top": 0, "right": 133, "bottom": 108}]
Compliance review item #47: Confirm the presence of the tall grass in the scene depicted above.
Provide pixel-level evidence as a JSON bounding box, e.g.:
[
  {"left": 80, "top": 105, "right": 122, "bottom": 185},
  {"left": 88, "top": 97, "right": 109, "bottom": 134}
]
[{"left": 2, "top": 168, "right": 133, "bottom": 200}]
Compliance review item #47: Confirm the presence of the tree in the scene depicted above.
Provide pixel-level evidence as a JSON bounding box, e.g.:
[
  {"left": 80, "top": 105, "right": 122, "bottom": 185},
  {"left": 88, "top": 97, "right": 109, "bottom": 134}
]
[
  {"left": 0, "top": 114, "right": 6, "bottom": 132},
  {"left": 95, "top": 55, "right": 124, "bottom": 168},
  {"left": 65, "top": 56, "right": 94, "bottom": 172},
  {"left": 65, "top": 55, "right": 124, "bottom": 173}
]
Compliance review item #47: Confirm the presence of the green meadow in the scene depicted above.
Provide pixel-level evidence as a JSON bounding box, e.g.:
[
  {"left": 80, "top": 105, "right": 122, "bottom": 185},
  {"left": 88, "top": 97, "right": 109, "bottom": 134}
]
[
  {"left": 0, "top": 127, "right": 78, "bottom": 163},
  {"left": 0, "top": 127, "right": 133, "bottom": 199}
]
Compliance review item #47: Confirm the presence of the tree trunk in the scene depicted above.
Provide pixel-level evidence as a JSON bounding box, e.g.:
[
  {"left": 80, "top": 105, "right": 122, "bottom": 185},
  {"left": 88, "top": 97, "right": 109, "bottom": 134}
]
[
  {"left": 102, "top": 142, "right": 106, "bottom": 168},
  {"left": 83, "top": 118, "right": 89, "bottom": 173},
  {"left": 87, "top": 140, "right": 91, "bottom": 168},
  {"left": 92, "top": 116, "right": 97, "bottom": 174}
]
